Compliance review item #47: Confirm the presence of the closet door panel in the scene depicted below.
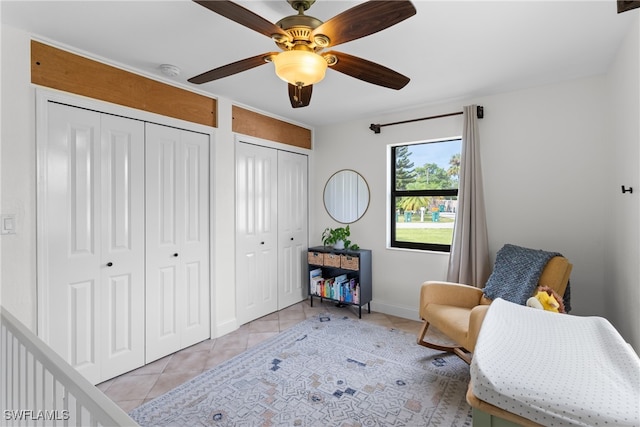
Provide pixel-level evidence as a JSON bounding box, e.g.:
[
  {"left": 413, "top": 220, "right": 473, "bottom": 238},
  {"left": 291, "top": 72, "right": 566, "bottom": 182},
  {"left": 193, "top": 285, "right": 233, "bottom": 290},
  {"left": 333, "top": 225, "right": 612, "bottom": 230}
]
[
  {"left": 99, "top": 114, "right": 145, "bottom": 379},
  {"left": 236, "top": 143, "right": 278, "bottom": 325},
  {"left": 106, "top": 274, "right": 134, "bottom": 351},
  {"left": 69, "top": 280, "right": 96, "bottom": 370},
  {"left": 277, "top": 151, "right": 308, "bottom": 309},
  {"left": 69, "top": 129, "right": 96, "bottom": 255},
  {"left": 158, "top": 267, "right": 178, "bottom": 335},
  {"left": 45, "top": 103, "right": 102, "bottom": 384},
  {"left": 185, "top": 262, "right": 202, "bottom": 326},
  {"left": 146, "top": 124, "right": 182, "bottom": 361},
  {"left": 179, "top": 131, "right": 210, "bottom": 346},
  {"left": 44, "top": 104, "right": 145, "bottom": 383},
  {"left": 146, "top": 123, "right": 210, "bottom": 361}
]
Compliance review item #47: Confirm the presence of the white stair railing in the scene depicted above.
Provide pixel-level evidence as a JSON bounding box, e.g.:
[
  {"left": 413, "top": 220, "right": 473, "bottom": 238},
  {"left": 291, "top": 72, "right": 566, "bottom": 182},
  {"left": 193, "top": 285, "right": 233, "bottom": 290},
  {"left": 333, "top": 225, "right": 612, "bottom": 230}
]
[{"left": 1, "top": 306, "right": 137, "bottom": 426}]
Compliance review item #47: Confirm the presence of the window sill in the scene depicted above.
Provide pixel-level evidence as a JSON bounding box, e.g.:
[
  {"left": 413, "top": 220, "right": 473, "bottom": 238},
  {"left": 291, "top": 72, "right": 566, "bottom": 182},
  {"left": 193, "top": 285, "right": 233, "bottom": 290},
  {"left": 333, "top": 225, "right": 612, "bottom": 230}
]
[{"left": 385, "top": 245, "right": 451, "bottom": 255}]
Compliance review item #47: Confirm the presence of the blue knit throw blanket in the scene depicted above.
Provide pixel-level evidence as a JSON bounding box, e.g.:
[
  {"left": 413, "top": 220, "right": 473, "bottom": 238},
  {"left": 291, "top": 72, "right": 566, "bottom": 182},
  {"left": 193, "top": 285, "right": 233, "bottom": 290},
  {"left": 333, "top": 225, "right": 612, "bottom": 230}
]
[{"left": 483, "top": 244, "right": 571, "bottom": 311}]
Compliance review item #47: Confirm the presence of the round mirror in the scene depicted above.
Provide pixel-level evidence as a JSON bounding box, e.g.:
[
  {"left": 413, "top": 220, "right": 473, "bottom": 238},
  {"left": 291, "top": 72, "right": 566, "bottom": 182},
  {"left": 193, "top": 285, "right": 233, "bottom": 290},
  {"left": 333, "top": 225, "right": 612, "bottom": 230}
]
[{"left": 323, "top": 170, "right": 370, "bottom": 223}]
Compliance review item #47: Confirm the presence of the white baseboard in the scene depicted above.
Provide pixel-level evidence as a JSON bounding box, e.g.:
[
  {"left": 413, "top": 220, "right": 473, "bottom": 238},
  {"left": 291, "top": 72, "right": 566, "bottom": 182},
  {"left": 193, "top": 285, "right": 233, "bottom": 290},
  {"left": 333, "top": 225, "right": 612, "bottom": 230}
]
[
  {"left": 212, "top": 301, "right": 420, "bottom": 338},
  {"left": 212, "top": 318, "right": 238, "bottom": 338},
  {"left": 369, "top": 301, "right": 420, "bottom": 321}
]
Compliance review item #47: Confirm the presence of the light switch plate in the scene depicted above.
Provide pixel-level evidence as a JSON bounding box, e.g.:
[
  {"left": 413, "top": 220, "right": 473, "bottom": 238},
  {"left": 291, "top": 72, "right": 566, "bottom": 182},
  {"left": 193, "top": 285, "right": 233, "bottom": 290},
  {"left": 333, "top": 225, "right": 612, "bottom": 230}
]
[{"left": 1, "top": 214, "right": 16, "bottom": 235}]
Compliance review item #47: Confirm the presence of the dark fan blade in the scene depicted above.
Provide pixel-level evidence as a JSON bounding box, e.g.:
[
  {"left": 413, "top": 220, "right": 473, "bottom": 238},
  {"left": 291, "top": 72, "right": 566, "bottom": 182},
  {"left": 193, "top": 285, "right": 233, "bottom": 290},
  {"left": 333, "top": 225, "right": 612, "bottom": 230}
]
[
  {"left": 193, "top": 0, "right": 290, "bottom": 41},
  {"left": 288, "top": 84, "right": 313, "bottom": 108},
  {"left": 326, "top": 51, "right": 409, "bottom": 90},
  {"left": 311, "top": 1, "right": 416, "bottom": 47},
  {"left": 188, "top": 53, "right": 277, "bottom": 84}
]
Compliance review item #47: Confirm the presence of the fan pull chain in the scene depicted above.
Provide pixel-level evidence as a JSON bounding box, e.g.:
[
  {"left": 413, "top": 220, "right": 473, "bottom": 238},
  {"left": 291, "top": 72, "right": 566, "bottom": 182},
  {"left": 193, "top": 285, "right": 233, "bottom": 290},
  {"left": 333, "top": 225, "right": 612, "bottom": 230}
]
[{"left": 293, "top": 83, "right": 304, "bottom": 107}]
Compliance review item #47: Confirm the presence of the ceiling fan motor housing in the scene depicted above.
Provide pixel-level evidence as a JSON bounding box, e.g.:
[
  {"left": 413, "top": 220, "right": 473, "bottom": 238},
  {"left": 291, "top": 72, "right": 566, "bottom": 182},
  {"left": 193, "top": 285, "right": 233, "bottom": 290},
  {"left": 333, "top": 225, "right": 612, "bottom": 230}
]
[{"left": 275, "top": 13, "right": 329, "bottom": 51}]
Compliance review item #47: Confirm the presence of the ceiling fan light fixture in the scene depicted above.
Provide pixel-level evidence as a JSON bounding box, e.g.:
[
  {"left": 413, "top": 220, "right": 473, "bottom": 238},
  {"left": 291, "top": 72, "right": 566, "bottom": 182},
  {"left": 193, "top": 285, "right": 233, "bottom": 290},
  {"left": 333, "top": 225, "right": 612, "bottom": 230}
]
[{"left": 272, "top": 49, "right": 327, "bottom": 87}]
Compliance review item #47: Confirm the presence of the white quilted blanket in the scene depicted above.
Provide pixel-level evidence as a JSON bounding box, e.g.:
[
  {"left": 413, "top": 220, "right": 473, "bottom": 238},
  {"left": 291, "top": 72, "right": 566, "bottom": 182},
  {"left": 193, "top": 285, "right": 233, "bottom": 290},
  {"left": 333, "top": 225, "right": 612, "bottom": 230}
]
[{"left": 471, "top": 298, "right": 640, "bottom": 427}]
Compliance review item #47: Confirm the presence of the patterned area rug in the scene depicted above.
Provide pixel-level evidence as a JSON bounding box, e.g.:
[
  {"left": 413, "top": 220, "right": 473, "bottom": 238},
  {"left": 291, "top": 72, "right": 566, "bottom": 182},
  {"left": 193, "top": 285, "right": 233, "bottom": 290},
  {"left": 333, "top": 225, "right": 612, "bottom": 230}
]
[{"left": 129, "top": 314, "right": 472, "bottom": 426}]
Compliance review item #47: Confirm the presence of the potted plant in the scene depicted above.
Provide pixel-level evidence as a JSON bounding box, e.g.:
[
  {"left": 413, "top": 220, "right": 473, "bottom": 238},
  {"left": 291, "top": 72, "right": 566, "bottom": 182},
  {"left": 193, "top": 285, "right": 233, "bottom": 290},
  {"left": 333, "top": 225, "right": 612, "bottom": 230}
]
[{"left": 322, "top": 225, "right": 358, "bottom": 250}]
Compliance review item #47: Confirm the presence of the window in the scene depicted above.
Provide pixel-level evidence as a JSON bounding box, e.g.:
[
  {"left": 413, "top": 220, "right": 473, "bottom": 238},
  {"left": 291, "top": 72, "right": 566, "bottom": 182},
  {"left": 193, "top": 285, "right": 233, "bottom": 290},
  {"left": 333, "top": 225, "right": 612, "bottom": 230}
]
[{"left": 390, "top": 139, "right": 461, "bottom": 252}]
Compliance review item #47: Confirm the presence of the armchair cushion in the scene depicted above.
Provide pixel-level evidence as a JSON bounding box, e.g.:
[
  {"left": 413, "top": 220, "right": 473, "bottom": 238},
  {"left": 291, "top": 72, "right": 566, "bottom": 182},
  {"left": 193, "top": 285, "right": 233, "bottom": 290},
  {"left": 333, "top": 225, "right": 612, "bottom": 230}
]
[{"left": 423, "top": 304, "right": 472, "bottom": 349}]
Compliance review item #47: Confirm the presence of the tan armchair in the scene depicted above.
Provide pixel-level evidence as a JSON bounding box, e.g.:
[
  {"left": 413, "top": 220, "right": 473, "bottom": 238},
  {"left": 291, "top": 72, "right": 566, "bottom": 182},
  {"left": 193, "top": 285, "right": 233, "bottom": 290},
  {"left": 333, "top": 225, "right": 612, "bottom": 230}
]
[{"left": 417, "top": 256, "right": 572, "bottom": 364}]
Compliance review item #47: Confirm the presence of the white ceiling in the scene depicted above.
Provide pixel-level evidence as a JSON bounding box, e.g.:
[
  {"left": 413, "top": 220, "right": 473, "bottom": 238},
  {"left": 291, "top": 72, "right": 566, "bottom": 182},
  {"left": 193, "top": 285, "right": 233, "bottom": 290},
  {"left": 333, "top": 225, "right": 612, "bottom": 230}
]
[{"left": 1, "top": 0, "right": 636, "bottom": 127}]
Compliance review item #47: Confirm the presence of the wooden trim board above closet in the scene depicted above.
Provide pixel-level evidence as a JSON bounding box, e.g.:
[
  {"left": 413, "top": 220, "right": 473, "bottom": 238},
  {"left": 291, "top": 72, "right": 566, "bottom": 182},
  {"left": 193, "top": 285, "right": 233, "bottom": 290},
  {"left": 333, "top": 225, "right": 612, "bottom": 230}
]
[
  {"left": 232, "top": 106, "right": 311, "bottom": 150},
  {"left": 31, "top": 40, "right": 217, "bottom": 128}
]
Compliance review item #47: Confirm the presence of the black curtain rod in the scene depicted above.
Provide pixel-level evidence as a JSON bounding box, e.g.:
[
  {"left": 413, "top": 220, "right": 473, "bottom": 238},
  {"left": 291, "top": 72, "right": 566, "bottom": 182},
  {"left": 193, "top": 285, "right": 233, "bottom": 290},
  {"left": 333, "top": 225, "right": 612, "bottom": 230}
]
[{"left": 369, "top": 105, "right": 484, "bottom": 134}]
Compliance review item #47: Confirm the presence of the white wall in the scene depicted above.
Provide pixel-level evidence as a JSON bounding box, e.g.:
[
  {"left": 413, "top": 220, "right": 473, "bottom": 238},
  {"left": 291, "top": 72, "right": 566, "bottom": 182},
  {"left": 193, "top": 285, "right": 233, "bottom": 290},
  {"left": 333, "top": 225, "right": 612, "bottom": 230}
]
[
  {"left": 1, "top": 26, "right": 37, "bottom": 329},
  {"left": 604, "top": 14, "right": 639, "bottom": 352},
  {"left": 313, "top": 76, "right": 612, "bottom": 322},
  {"left": 211, "top": 97, "right": 239, "bottom": 337},
  {"left": 480, "top": 78, "right": 608, "bottom": 316},
  {"left": 313, "top": 17, "right": 640, "bottom": 351}
]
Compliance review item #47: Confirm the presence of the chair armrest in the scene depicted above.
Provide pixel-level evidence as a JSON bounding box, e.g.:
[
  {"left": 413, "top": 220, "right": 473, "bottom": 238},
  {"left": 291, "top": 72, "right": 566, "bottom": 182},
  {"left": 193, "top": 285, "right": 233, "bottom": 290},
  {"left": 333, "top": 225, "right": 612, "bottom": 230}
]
[
  {"left": 419, "top": 281, "right": 484, "bottom": 313},
  {"left": 466, "top": 305, "right": 490, "bottom": 352}
]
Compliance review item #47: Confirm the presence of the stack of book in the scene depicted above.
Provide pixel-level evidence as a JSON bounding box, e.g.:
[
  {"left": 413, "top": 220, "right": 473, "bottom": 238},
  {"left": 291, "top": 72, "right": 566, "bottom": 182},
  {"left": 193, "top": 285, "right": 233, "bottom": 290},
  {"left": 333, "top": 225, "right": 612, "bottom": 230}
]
[{"left": 309, "top": 268, "right": 360, "bottom": 304}]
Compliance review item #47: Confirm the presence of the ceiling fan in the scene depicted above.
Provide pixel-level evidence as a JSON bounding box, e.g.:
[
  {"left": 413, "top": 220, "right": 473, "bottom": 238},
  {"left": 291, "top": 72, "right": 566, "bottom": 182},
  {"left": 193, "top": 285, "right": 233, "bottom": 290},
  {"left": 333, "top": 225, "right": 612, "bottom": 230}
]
[{"left": 188, "top": 0, "right": 416, "bottom": 108}]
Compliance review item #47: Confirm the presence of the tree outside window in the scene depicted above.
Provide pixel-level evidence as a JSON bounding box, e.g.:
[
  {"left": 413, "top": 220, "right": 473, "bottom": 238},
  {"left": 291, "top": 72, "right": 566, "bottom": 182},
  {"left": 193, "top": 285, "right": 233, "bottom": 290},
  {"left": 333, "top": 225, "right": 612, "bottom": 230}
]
[{"left": 390, "top": 139, "right": 461, "bottom": 252}]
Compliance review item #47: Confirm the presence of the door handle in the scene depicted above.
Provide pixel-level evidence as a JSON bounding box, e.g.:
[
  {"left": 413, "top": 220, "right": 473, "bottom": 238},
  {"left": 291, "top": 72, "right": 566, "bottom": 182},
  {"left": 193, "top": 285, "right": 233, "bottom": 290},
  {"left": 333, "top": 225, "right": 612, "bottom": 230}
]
[
  {"left": 173, "top": 253, "right": 179, "bottom": 257},
  {"left": 290, "top": 237, "right": 294, "bottom": 241},
  {"left": 106, "top": 262, "right": 113, "bottom": 267}
]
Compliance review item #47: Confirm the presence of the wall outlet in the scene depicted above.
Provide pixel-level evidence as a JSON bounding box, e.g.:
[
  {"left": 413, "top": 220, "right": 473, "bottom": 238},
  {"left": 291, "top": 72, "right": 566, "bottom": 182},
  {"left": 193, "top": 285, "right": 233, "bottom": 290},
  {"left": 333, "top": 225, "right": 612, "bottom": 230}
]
[{"left": 1, "top": 214, "right": 16, "bottom": 235}]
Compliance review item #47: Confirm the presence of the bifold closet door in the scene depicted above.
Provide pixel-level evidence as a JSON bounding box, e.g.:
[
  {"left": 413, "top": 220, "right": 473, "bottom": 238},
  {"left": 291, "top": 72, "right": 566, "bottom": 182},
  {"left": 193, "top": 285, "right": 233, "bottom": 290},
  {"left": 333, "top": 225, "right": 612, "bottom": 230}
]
[
  {"left": 145, "top": 123, "right": 210, "bottom": 363},
  {"left": 277, "top": 150, "right": 308, "bottom": 309},
  {"left": 42, "top": 103, "right": 145, "bottom": 384},
  {"left": 235, "top": 143, "right": 278, "bottom": 325}
]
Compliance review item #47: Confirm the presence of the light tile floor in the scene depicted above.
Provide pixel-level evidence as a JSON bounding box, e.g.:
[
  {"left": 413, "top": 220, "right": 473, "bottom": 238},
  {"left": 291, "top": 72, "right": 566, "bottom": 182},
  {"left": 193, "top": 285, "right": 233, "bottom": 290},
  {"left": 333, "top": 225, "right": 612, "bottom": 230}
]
[{"left": 97, "top": 298, "right": 425, "bottom": 413}]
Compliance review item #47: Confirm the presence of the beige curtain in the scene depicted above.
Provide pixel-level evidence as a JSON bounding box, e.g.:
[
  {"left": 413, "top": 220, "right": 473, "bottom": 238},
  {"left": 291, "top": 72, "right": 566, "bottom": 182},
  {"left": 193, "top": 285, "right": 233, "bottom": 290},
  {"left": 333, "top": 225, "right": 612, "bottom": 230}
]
[{"left": 446, "top": 105, "right": 490, "bottom": 287}]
